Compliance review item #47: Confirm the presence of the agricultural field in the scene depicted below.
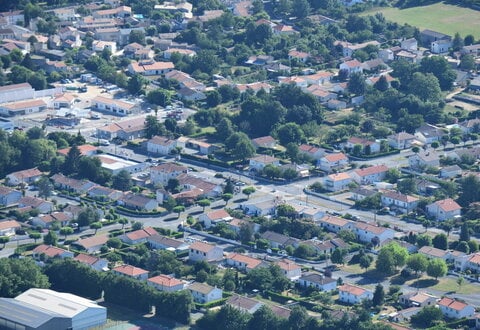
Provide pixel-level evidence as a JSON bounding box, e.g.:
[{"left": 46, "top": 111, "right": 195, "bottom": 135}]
[{"left": 362, "top": 2, "right": 480, "bottom": 39}]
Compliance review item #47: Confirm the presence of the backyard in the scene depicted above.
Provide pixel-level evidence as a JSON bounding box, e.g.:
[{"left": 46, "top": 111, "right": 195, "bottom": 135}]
[{"left": 362, "top": 2, "right": 480, "bottom": 39}]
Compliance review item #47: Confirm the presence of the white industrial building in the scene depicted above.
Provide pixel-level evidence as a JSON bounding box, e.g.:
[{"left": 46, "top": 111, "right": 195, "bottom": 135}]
[{"left": 0, "top": 288, "right": 107, "bottom": 330}]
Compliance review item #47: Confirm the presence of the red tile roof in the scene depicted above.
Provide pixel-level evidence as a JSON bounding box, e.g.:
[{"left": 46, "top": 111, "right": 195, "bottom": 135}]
[
  {"left": 125, "top": 227, "right": 157, "bottom": 241},
  {"left": 435, "top": 198, "right": 461, "bottom": 212},
  {"left": 148, "top": 274, "right": 183, "bottom": 287},
  {"left": 339, "top": 283, "right": 366, "bottom": 296},
  {"left": 190, "top": 241, "right": 216, "bottom": 253},
  {"left": 354, "top": 165, "right": 389, "bottom": 177},
  {"left": 113, "top": 264, "right": 149, "bottom": 276},
  {"left": 438, "top": 297, "right": 469, "bottom": 311}
]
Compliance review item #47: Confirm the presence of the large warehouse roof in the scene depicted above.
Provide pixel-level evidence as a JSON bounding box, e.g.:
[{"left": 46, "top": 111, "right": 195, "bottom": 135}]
[
  {"left": 0, "top": 298, "right": 67, "bottom": 328},
  {"left": 15, "top": 289, "right": 104, "bottom": 318}
]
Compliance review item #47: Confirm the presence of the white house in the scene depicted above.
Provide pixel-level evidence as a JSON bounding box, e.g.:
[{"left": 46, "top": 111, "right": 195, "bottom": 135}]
[
  {"left": 188, "top": 282, "right": 223, "bottom": 303},
  {"left": 431, "top": 39, "right": 452, "bottom": 54},
  {"left": 317, "top": 215, "right": 353, "bottom": 233},
  {"left": 119, "top": 227, "right": 158, "bottom": 245},
  {"left": 189, "top": 241, "right": 223, "bottom": 262},
  {"left": 408, "top": 151, "right": 440, "bottom": 170},
  {"left": 249, "top": 155, "right": 281, "bottom": 171},
  {"left": 380, "top": 190, "right": 419, "bottom": 213},
  {"left": 225, "top": 253, "right": 263, "bottom": 273},
  {"left": 74, "top": 254, "right": 109, "bottom": 272},
  {"left": 346, "top": 137, "right": 380, "bottom": 154},
  {"left": 351, "top": 165, "right": 389, "bottom": 184},
  {"left": 419, "top": 246, "right": 451, "bottom": 261},
  {"left": 318, "top": 153, "right": 349, "bottom": 173},
  {"left": 0, "top": 220, "right": 21, "bottom": 236},
  {"left": 226, "top": 295, "right": 263, "bottom": 314},
  {"left": 150, "top": 163, "right": 188, "bottom": 186},
  {"left": 5, "top": 168, "right": 42, "bottom": 186},
  {"left": 415, "top": 124, "right": 446, "bottom": 144},
  {"left": 387, "top": 132, "right": 416, "bottom": 150},
  {"left": 339, "top": 59, "right": 363, "bottom": 75},
  {"left": 298, "top": 273, "right": 337, "bottom": 292},
  {"left": 148, "top": 275, "right": 184, "bottom": 292},
  {"left": 324, "top": 172, "right": 352, "bottom": 192},
  {"left": 338, "top": 283, "right": 373, "bottom": 304},
  {"left": 438, "top": 297, "right": 475, "bottom": 319},
  {"left": 0, "top": 99, "right": 47, "bottom": 116},
  {"left": 32, "top": 244, "right": 74, "bottom": 260},
  {"left": 199, "top": 209, "right": 233, "bottom": 229},
  {"left": 426, "top": 198, "right": 462, "bottom": 221},
  {"left": 128, "top": 60, "right": 174, "bottom": 76},
  {"left": 399, "top": 291, "right": 438, "bottom": 308},
  {"left": 276, "top": 259, "right": 302, "bottom": 280},
  {"left": 146, "top": 136, "right": 177, "bottom": 155},
  {"left": 354, "top": 222, "right": 395, "bottom": 245},
  {"left": 91, "top": 96, "right": 136, "bottom": 116}
]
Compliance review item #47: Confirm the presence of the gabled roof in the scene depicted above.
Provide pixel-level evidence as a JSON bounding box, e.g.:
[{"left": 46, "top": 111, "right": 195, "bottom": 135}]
[
  {"left": 190, "top": 241, "right": 218, "bottom": 253},
  {"left": 299, "top": 273, "right": 336, "bottom": 285},
  {"left": 125, "top": 227, "right": 157, "bottom": 241},
  {"left": 0, "top": 220, "right": 20, "bottom": 231},
  {"left": 276, "top": 259, "right": 301, "bottom": 272},
  {"left": 226, "top": 294, "right": 262, "bottom": 311},
  {"left": 33, "top": 244, "right": 69, "bottom": 257},
  {"left": 319, "top": 215, "right": 351, "bottom": 227},
  {"left": 419, "top": 246, "right": 449, "bottom": 258},
  {"left": 151, "top": 162, "right": 188, "bottom": 173},
  {"left": 75, "top": 234, "right": 109, "bottom": 249},
  {"left": 339, "top": 283, "right": 368, "bottom": 296},
  {"left": 382, "top": 190, "right": 419, "bottom": 203},
  {"left": 354, "top": 222, "right": 391, "bottom": 235},
  {"left": 323, "top": 153, "right": 348, "bottom": 162},
  {"left": 7, "top": 168, "right": 42, "bottom": 180},
  {"left": 74, "top": 253, "right": 103, "bottom": 266},
  {"left": 204, "top": 209, "right": 231, "bottom": 221},
  {"left": 432, "top": 198, "right": 461, "bottom": 212},
  {"left": 438, "top": 297, "right": 469, "bottom": 311},
  {"left": 227, "top": 253, "right": 262, "bottom": 269},
  {"left": 148, "top": 274, "right": 183, "bottom": 287},
  {"left": 354, "top": 165, "right": 389, "bottom": 177},
  {"left": 113, "top": 264, "right": 149, "bottom": 276},
  {"left": 188, "top": 282, "right": 217, "bottom": 294}
]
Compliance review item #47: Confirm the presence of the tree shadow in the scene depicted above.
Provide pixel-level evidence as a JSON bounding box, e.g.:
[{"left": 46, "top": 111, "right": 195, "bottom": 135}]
[
  {"left": 355, "top": 270, "right": 387, "bottom": 284},
  {"left": 163, "top": 216, "right": 179, "bottom": 222},
  {"left": 189, "top": 210, "right": 203, "bottom": 216},
  {"left": 411, "top": 278, "right": 438, "bottom": 288},
  {"left": 234, "top": 198, "right": 247, "bottom": 203},
  {"left": 211, "top": 204, "right": 225, "bottom": 209},
  {"left": 390, "top": 274, "right": 406, "bottom": 285}
]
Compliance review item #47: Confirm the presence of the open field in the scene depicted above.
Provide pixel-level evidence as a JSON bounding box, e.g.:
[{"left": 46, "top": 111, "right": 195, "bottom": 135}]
[{"left": 362, "top": 2, "right": 480, "bottom": 39}]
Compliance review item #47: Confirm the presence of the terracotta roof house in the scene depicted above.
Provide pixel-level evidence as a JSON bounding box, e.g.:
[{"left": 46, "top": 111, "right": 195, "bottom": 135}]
[
  {"left": 353, "top": 222, "right": 395, "bottom": 245},
  {"left": 177, "top": 173, "right": 223, "bottom": 198},
  {"left": 112, "top": 264, "right": 149, "bottom": 280},
  {"left": 32, "top": 244, "right": 74, "bottom": 260},
  {"left": 189, "top": 241, "right": 223, "bottom": 262},
  {"left": 31, "top": 212, "right": 73, "bottom": 229},
  {"left": 298, "top": 144, "right": 325, "bottom": 160},
  {"left": 96, "top": 117, "right": 145, "bottom": 140},
  {"left": 150, "top": 163, "right": 188, "bottom": 186},
  {"left": 74, "top": 253, "right": 109, "bottom": 271},
  {"left": 426, "top": 198, "right": 462, "bottom": 221},
  {"left": 117, "top": 193, "right": 158, "bottom": 211},
  {"left": 148, "top": 275, "right": 184, "bottom": 292},
  {"left": 226, "top": 295, "right": 263, "bottom": 314},
  {"left": 380, "top": 190, "right": 419, "bottom": 213},
  {"left": 351, "top": 165, "right": 389, "bottom": 184},
  {"left": 324, "top": 172, "right": 352, "bottom": 192},
  {"left": 87, "top": 185, "right": 122, "bottom": 201},
  {"left": 251, "top": 136, "right": 276, "bottom": 149},
  {"left": 387, "top": 132, "right": 417, "bottom": 150},
  {"left": 249, "top": 155, "right": 281, "bottom": 171},
  {"left": 146, "top": 136, "right": 178, "bottom": 156},
  {"left": 50, "top": 173, "right": 96, "bottom": 194},
  {"left": 276, "top": 259, "right": 301, "bottom": 280},
  {"left": 298, "top": 273, "right": 337, "bottom": 292},
  {"left": 120, "top": 227, "right": 158, "bottom": 245},
  {"left": 346, "top": 137, "right": 380, "bottom": 154},
  {"left": 339, "top": 59, "right": 363, "bottom": 75},
  {"left": 18, "top": 196, "right": 54, "bottom": 214},
  {"left": 438, "top": 297, "right": 475, "bottom": 319},
  {"left": 338, "top": 283, "right": 373, "bottom": 304},
  {"left": 225, "top": 253, "right": 263, "bottom": 272},
  {"left": 57, "top": 145, "right": 98, "bottom": 157},
  {"left": 0, "top": 220, "right": 21, "bottom": 236},
  {"left": 318, "top": 153, "right": 349, "bottom": 173},
  {"left": 91, "top": 96, "right": 136, "bottom": 116},
  {"left": 127, "top": 60, "right": 174, "bottom": 76},
  {"left": 199, "top": 209, "right": 233, "bottom": 229},
  {"left": 317, "top": 215, "right": 353, "bottom": 233},
  {"left": 419, "top": 246, "right": 451, "bottom": 261},
  {"left": 73, "top": 234, "right": 109, "bottom": 253},
  {"left": 6, "top": 168, "right": 42, "bottom": 186}
]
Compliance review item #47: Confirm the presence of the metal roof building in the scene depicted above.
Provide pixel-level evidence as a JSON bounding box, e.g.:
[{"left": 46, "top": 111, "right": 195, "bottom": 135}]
[{"left": 0, "top": 289, "right": 107, "bottom": 330}]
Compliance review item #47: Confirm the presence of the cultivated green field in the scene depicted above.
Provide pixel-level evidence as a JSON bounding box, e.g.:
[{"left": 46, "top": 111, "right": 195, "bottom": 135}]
[{"left": 362, "top": 2, "right": 480, "bottom": 39}]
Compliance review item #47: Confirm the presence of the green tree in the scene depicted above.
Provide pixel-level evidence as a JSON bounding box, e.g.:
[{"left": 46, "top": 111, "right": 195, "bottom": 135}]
[
  {"left": 408, "top": 72, "right": 442, "bottom": 102},
  {"left": 460, "top": 222, "right": 471, "bottom": 241},
  {"left": 376, "top": 242, "right": 408, "bottom": 275},
  {"left": 222, "top": 193, "right": 233, "bottom": 206},
  {"left": 129, "top": 30, "right": 146, "bottom": 45},
  {"left": 0, "top": 236, "right": 9, "bottom": 248},
  {"left": 331, "top": 248, "right": 347, "bottom": 265},
  {"left": 416, "top": 234, "right": 432, "bottom": 248},
  {"left": 458, "top": 174, "right": 480, "bottom": 206},
  {"left": 107, "top": 237, "right": 122, "bottom": 250},
  {"left": 460, "top": 54, "right": 476, "bottom": 71},
  {"left": 242, "top": 187, "right": 255, "bottom": 200},
  {"left": 37, "top": 176, "right": 53, "bottom": 199},
  {"left": 147, "top": 88, "right": 171, "bottom": 107},
  {"left": 359, "top": 254, "right": 374, "bottom": 271},
  {"left": 0, "top": 258, "right": 50, "bottom": 298},
  {"left": 197, "top": 199, "right": 211, "bottom": 211},
  {"left": 397, "top": 178, "right": 417, "bottom": 195},
  {"left": 247, "top": 305, "right": 282, "bottom": 330},
  {"left": 119, "top": 218, "right": 129, "bottom": 230},
  {"left": 76, "top": 208, "right": 99, "bottom": 227},
  {"left": 144, "top": 115, "right": 165, "bottom": 139},
  {"left": 192, "top": 50, "right": 220, "bottom": 75},
  {"left": 215, "top": 118, "right": 234, "bottom": 141},
  {"left": 112, "top": 170, "right": 132, "bottom": 191},
  {"left": 29, "top": 232, "right": 41, "bottom": 243},
  {"left": 173, "top": 205, "right": 185, "bottom": 217},
  {"left": 127, "top": 74, "right": 146, "bottom": 95},
  {"left": 276, "top": 123, "right": 305, "bottom": 146},
  {"left": 420, "top": 56, "right": 456, "bottom": 90},
  {"left": 59, "top": 227, "right": 73, "bottom": 240},
  {"left": 372, "top": 284, "right": 385, "bottom": 306},
  {"left": 348, "top": 72, "right": 367, "bottom": 95},
  {"left": 411, "top": 306, "right": 443, "bottom": 328},
  {"left": 90, "top": 222, "right": 103, "bottom": 234},
  {"left": 43, "top": 230, "right": 58, "bottom": 246},
  {"left": 426, "top": 258, "right": 447, "bottom": 279},
  {"left": 406, "top": 253, "right": 428, "bottom": 275},
  {"left": 432, "top": 233, "right": 448, "bottom": 250}
]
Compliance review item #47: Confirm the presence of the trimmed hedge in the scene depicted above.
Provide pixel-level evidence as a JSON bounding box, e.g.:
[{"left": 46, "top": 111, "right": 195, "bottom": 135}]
[{"left": 195, "top": 297, "right": 228, "bottom": 309}]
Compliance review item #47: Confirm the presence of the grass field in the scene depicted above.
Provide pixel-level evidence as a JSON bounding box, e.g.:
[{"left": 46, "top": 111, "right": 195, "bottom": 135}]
[{"left": 362, "top": 2, "right": 480, "bottom": 39}]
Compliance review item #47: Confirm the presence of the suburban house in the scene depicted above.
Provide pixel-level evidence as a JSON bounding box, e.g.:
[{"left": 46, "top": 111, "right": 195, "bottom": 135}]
[
  {"left": 147, "top": 234, "right": 189, "bottom": 252},
  {"left": 408, "top": 151, "right": 440, "bottom": 170},
  {"left": 31, "top": 212, "right": 73, "bottom": 228},
  {"left": 57, "top": 145, "right": 98, "bottom": 157},
  {"left": 298, "top": 273, "right": 337, "bottom": 292},
  {"left": 249, "top": 155, "right": 281, "bottom": 171},
  {"left": 380, "top": 190, "right": 419, "bottom": 213},
  {"left": 225, "top": 253, "right": 263, "bottom": 273},
  {"left": 6, "top": 168, "right": 42, "bottom": 186},
  {"left": 32, "top": 244, "right": 74, "bottom": 260},
  {"left": 176, "top": 174, "right": 223, "bottom": 199},
  {"left": 338, "top": 283, "right": 373, "bottom": 305},
  {"left": 389, "top": 307, "right": 422, "bottom": 323},
  {"left": 148, "top": 275, "right": 184, "bottom": 292},
  {"left": 50, "top": 173, "right": 96, "bottom": 194},
  {"left": 18, "top": 196, "right": 54, "bottom": 214},
  {"left": 261, "top": 231, "right": 300, "bottom": 249},
  {"left": 189, "top": 241, "right": 224, "bottom": 262},
  {"left": 226, "top": 295, "right": 263, "bottom": 314},
  {"left": 431, "top": 39, "right": 452, "bottom": 54},
  {"left": 146, "top": 136, "right": 178, "bottom": 155},
  {"left": 251, "top": 136, "right": 277, "bottom": 149},
  {"left": 0, "top": 99, "right": 48, "bottom": 117},
  {"left": 74, "top": 254, "right": 109, "bottom": 272},
  {"left": 351, "top": 187, "right": 378, "bottom": 201},
  {"left": 128, "top": 60, "right": 174, "bottom": 76},
  {"left": 96, "top": 117, "right": 146, "bottom": 141},
  {"left": 228, "top": 218, "right": 261, "bottom": 234},
  {"left": 87, "top": 186, "right": 123, "bottom": 201},
  {"left": 298, "top": 144, "right": 325, "bottom": 160},
  {"left": 120, "top": 227, "right": 158, "bottom": 245},
  {"left": 438, "top": 297, "right": 475, "bottom": 319},
  {"left": 346, "top": 137, "right": 380, "bottom": 154},
  {"left": 419, "top": 246, "right": 451, "bottom": 261},
  {"left": 317, "top": 153, "right": 349, "bottom": 173},
  {"left": 0, "top": 220, "right": 21, "bottom": 236},
  {"left": 188, "top": 282, "right": 223, "bottom": 304},
  {"left": 455, "top": 253, "right": 480, "bottom": 273},
  {"left": 0, "top": 83, "right": 35, "bottom": 103},
  {"left": 317, "top": 215, "right": 353, "bottom": 233},
  {"left": 150, "top": 163, "right": 188, "bottom": 186},
  {"left": 399, "top": 292, "right": 438, "bottom": 308},
  {"left": 353, "top": 222, "right": 395, "bottom": 245},
  {"left": 91, "top": 96, "right": 136, "bottom": 116},
  {"left": 73, "top": 234, "right": 109, "bottom": 253},
  {"left": 112, "top": 264, "right": 149, "bottom": 281},
  {"left": 426, "top": 198, "right": 462, "bottom": 221},
  {"left": 324, "top": 172, "right": 352, "bottom": 192},
  {"left": 199, "top": 209, "right": 233, "bottom": 229},
  {"left": 387, "top": 132, "right": 417, "bottom": 150},
  {"left": 276, "top": 259, "right": 302, "bottom": 280},
  {"left": 339, "top": 59, "right": 363, "bottom": 75},
  {"left": 117, "top": 193, "right": 158, "bottom": 211},
  {"left": 351, "top": 165, "right": 389, "bottom": 184},
  {"left": 240, "top": 197, "right": 278, "bottom": 216},
  {"left": 0, "top": 186, "right": 22, "bottom": 206},
  {"left": 440, "top": 165, "right": 462, "bottom": 179},
  {"left": 414, "top": 124, "right": 446, "bottom": 144}
]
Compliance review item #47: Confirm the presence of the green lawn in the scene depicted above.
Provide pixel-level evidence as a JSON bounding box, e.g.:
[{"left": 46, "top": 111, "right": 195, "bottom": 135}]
[
  {"left": 362, "top": 2, "right": 480, "bottom": 39},
  {"left": 431, "top": 277, "right": 480, "bottom": 294}
]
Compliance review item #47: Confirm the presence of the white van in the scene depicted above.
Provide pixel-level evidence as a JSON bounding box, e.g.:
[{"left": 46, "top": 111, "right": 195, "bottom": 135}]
[{"left": 99, "top": 139, "right": 110, "bottom": 146}]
